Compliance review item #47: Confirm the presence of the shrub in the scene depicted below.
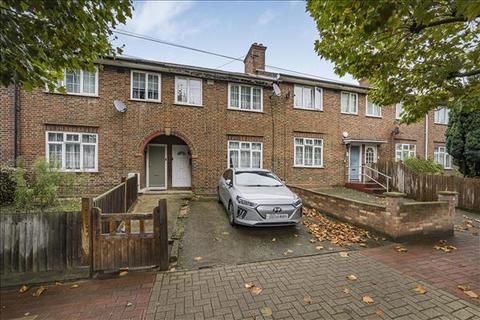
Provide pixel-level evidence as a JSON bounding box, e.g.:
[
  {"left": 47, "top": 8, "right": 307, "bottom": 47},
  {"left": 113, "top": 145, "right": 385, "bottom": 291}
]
[
  {"left": 0, "top": 166, "right": 16, "bottom": 205},
  {"left": 403, "top": 157, "right": 444, "bottom": 175}
]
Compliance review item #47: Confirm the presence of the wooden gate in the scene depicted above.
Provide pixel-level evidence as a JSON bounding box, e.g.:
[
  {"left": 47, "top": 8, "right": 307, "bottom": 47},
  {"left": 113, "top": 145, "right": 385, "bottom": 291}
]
[{"left": 90, "top": 199, "right": 169, "bottom": 273}]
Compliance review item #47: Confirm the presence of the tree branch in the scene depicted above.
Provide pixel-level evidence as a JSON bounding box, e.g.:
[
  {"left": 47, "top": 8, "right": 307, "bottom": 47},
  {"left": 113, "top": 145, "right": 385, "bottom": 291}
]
[
  {"left": 448, "top": 70, "right": 480, "bottom": 78},
  {"left": 410, "top": 16, "right": 472, "bottom": 33}
]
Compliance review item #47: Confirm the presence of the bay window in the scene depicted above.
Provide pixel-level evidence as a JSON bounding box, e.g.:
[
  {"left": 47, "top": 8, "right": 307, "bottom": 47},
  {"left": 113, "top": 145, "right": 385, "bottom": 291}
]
[
  {"left": 294, "top": 138, "right": 323, "bottom": 167},
  {"left": 229, "top": 83, "right": 262, "bottom": 111},
  {"left": 228, "top": 141, "right": 262, "bottom": 168},
  {"left": 46, "top": 131, "right": 98, "bottom": 172}
]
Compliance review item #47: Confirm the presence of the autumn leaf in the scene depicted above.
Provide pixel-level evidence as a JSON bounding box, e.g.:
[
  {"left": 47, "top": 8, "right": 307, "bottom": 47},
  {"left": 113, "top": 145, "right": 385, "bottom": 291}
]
[
  {"left": 413, "top": 286, "right": 427, "bottom": 294},
  {"left": 126, "top": 302, "right": 133, "bottom": 307},
  {"left": 457, "top": 284, "right": 471, "bottom": 291},
  {"left": 251, "top": 287, "right": 263, "bottom": 295},
  {"left": 315, "top": 246, "right": 324, "bottom": 250},
  {"left": 343, "top": 288, "right": 350, "bottom": 294},
  {"left": 346, "top": 274, "right": 358, "bottom": 281},
  {"left": 19, "top": 285, "right": 29, "bottom": 293},
  {"left": 464, "top": 291, "right": 479, "bottom": 299},
  {"left": 33, "top": 286, "right": 46, "bottom": 297},
  {"left": 222, "top": 231, "right": 230, "bottom": 235},
  {"left": 362, "top": 295, "right": 374, "bottom": 304},
  {"left": 271, "top": 238, "right": 276, "bottom": 242},
  {"left": 394, "top": 245, "right": 407, "bottom": 253},
  {"left": 309, "top": 239, "right": 316, "bottom": 243},
  {"left": 375, "top": 309, "right": 385, "bottom": 317},
  {"left": 339, "top": 252, "right": 349, "bottom": 257},
  {"left": 70, "top": 284, "right": 79, "bottom": 289},
  {"left": 260, "top": 306, "right": 272, "bottom": 317},
  {"left": 193, "top": 256, "right": 203, "bottom": 262},
  {"left": 283, "top": 249, "right": 293, "bottom": 255},
  {"left": 119, "top": 270, "right": 128, "bottom": 277},
  {"left": 303, "top": 294, "right": 313, "bottom": 304},
  {"left": 245, "top": 282, "right": 255, "bottom": 289}
]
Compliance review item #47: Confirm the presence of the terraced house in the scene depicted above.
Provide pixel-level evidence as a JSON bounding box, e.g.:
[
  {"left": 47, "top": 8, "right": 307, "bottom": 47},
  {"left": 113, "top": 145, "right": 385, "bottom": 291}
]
[{"left": 0, "top": 43, "right": 451, "bottom": 195}]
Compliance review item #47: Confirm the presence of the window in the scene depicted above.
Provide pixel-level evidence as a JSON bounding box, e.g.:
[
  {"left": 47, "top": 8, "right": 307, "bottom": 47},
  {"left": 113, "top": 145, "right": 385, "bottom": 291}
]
[
  {"left": 395, "top": 103, "right": 404, "bottom": 120},
  {"left": 56, "top": 69, "right": 98, "bottom": 96},
  {"left": 228, "top": 83, "right": 262, "bottom": 111},
  {"left": 228, "top": 141, "right": 262, "bottom": 168},
  {"left": 434, "top": 146, "right": 452, "bottom": 169},
  {"left": 395, "top": 143, "right": 416, "bottom": 161},
  {"left": 365, "top": 146, "right": 377, "bottom": 163},
  {"left": 46, "top": 131, "right": 98, "bottom": 172},
  {"left": 175, "top": 76, "right": 202, "bottom": 106},
  {"left": 294, "top": 85, "right": 322, "bottom": 110},
  {"left": 434, "top": 107, "right": 449, "bottom": 124},
  {"left": 294, "top": 138, "right": 323, "bottom": 167},
  {"left": 341, "top": 92, "right": 358, "bottom": 114},
  {"left": 366, "top": 96, "right": 382, "bottom": 117},
  {"left": 131, "top": 71, "right": 161, "bottom": 101}
]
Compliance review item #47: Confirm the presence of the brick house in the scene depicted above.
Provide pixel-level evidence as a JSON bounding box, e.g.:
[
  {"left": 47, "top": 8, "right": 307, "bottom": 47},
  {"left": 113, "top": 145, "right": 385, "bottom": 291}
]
[{"left": 0, "top": 43, "right": 451, "bottom": 195}]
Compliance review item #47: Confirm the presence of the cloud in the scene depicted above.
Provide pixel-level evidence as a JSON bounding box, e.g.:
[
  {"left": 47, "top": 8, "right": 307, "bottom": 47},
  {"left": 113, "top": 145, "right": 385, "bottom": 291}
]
[
  {"left": 124, "top": 1, "right": 195, "bottom": 39},
  {"left": 257, "top": 10, "right": 276, "bottom": 26}
]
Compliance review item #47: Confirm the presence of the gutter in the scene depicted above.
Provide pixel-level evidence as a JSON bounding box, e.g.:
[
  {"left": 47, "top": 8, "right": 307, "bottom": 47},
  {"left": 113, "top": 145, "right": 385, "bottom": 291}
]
[{"left": 13, "top": 83, "right": 20, "bottom": 165}]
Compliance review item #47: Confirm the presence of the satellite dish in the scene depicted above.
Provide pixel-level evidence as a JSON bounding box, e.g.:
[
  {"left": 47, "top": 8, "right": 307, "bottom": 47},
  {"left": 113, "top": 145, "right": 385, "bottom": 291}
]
[
  {"left": 113, "top": 100, "right": 127, "bottom": 113},
  {"left": 342, "top": 131, "right": 349, "bottom": 138},
  {"left": 272, "top": 83, "right": 282, "bottom": 96}
]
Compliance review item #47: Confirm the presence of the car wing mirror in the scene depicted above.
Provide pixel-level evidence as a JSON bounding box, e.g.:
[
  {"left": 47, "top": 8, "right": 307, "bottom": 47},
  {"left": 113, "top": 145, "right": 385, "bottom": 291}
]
[{"left": 225, "top": 179, "right": 233, "bottom": 187}]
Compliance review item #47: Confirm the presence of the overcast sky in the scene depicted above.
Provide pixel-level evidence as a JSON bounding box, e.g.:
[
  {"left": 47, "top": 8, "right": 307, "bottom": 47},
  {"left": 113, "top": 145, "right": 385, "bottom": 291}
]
[{"left": 111, "top": 0, "right": 356, "bottom": 84}]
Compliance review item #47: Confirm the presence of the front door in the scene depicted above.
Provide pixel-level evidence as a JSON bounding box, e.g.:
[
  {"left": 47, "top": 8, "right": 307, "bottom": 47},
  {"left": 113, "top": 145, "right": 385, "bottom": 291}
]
[
  {"left": 349, "top": 145, "right": 361, "bottom": 181},
  {"left": 172, "top": 145, "right": 191, "bottom": 187},
  {"left": 148, "top": 145, "right": 166, "bottom": 189}
]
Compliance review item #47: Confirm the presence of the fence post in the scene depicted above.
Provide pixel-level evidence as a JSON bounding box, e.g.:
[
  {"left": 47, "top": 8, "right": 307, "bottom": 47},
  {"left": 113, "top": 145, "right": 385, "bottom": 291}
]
[
  {"left": 81, "top": 197, "right": 93, "bottom": 264},
  {"left": 154, "top": 199, "right": 169, "bottom": 271},
  {"left": 121, "top": 176, "right": 127, "bottom": 212}
]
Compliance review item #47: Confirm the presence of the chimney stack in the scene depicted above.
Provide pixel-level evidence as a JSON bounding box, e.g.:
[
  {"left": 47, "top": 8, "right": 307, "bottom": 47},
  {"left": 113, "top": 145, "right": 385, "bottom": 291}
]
[
  {"left": 358, "top": 78, "right": 370, "bottom": 87},
  {"left": 244, "top": 43, "right": 267, "bottom": 74}
]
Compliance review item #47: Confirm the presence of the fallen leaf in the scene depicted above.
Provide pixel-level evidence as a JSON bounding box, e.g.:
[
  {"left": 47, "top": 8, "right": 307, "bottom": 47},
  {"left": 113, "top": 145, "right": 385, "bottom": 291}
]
[
  {"left": 260, "top": 306, "right": 272, "bottom": 317},
  {"left": 24, "top": 312, "right": 30, "bottom": 316},
  {"left": 32, "top": 286, "right": 46, "bottom": 297},
  {"left": 346, "top": 274, "right": 358, "bottom": 281},
  {"left": 362, "top": 295, "right": 374, "bottom": 304},
  {"left": 283, "top": 249, "right": 293, "bottom": 255},
  {"left": 214, "top": 237, "right": 220, "bottom": 241},
  {"left": 303, "top": 294, "right": 313, "bottom": 304},
  {"left": 222, "top": 231, "right": 230, "bottom": 235},
  {"left": 359, "top": 243, "right": 367, "bottom": 247},
  {"left": 251, "top": 287, "right": 263, "bottom": 295},
  {"left": 315, "top": 246, "right": 324, "bottom": 250},
  {"left": 19, "top": 285, "right": 29, "bottom": 293},
  {"left": 394, "top": 245, "right": 408, "bottom": 253},
  {"left": 119, "top": 271, "right": 128, "bottom": 277},
  {"left": 309, "top": 239, "right": 316, "bottom": 243},
  {"left": 55, "top": 282, "right": 62, "bottom": 286},
  {"left": 271, "top": 238, "right": 276, "bottom": 242},
  {"left": 169, "top": 267, "right": 176, "bottom": 272},
  {"left": 375, "top": 309, "right": 385, "bottom": 318},
  {"left": 70, "top": 284, "right": 79, "bottom": 289},
  {"left": 339, "top": 252, "right": 349, "bottom": 257},
  {"left": 457, "top": 284, "right": 471, "bottom": 291},
  {"left": 193, "top": 256, "right": 203, "bottom": 262},
  {"left": 342, "top": 288, "right": 350, "bottom": 294},
  {"left": 413, "top": 286, "right": 427, "bottom": 294},
  {"left": 244, "top": 282, "right": 255, "bottom": 289},
  {"left": 464, "top": 291, "right": 479, "bottom": 299},
  {"left": 294, "top": 234, "right": 298, "bottom": 238},
  {"left": 126, "top": 302, "right": 133, "bottom": 307}
]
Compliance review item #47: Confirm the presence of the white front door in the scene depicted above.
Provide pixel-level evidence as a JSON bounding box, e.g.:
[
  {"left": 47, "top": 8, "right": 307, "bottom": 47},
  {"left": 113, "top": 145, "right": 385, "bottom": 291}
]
[{"left": 172, "top": 145, "right": 191, "bottom": 187}]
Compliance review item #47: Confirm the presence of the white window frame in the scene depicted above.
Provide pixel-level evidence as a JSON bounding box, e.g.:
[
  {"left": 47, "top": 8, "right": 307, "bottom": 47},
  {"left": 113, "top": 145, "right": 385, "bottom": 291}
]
[
  {"left": 365, "top": 96, "right": 382, "bottom": 117},
  {"left": 227, "top": 141, "right": 263, "bottom": 169},
  {"left": 51, "top": 68, "right": 99, "bottom": 97},
  {"left": 293, "top": 85, "right": 323, "bottom": 111},
  {"left": 434, "top": 146, "right": 452, "bottom": 169},
  {"left": 294, "top": 137, "right": 324, "bottom": 168},
  {"left": 364, "top": 145, "right": 378, "bottom": 163},
  {"left": 395, "top": 143, "right": 416, "bottom": 162},
  {"left": 175, "top": 76, "right": 203, "bottom": 106},
  {"left": 45, "top": 131, "right": 98, "bottom": 172},
  {"left": 395, "top": 103, "right": 404, "bottom": 120},
  {"left": 227, "top": 83, "right": 263, "bottom": 112},
  {"left": 130, "top": 70, "right": 161, "bottom": 102},
  {"left": 434, "top": 107, "right": 449, "bottom": 125},
  {"left": 340, "top": 92, "right": 358, "bottom": 115}
]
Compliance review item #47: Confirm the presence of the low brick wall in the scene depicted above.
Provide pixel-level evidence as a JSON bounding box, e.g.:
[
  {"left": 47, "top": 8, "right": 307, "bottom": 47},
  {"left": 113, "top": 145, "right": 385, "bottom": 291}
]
[{"left": 290, "top": 186, "right": 455, "bottom": 241}]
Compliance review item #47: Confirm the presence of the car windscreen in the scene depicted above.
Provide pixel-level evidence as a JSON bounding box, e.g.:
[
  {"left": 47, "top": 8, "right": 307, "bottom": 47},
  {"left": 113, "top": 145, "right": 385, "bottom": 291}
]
[{"left": 235, "top": 171, "right": 282, "bottom": 187}]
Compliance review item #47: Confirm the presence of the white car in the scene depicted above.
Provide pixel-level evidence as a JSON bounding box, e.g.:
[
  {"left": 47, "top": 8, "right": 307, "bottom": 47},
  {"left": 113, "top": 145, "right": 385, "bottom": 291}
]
[{"left": 217, "top": 168, "right": 302, "bottom": 226}]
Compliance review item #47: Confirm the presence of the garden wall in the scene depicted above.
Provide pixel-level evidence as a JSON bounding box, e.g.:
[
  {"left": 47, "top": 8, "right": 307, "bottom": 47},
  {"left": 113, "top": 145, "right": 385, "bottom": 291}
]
[{"left": 290, "top": 186, "right": 455, "bottom": 241}]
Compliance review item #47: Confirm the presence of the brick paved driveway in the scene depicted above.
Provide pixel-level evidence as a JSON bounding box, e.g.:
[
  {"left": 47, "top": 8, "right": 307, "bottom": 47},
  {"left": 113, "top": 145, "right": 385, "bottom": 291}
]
[{"left": 146, "top": 252, "right": 479, "bottom": 320}]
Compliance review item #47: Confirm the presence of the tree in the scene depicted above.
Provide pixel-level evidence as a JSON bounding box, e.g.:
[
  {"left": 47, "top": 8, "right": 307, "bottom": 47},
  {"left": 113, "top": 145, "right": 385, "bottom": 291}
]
[
  {"left": 307, "top": 0, "right": 480, "bottom": 123},
  {"left": 445, "top": 109, "right": 480, "bottom": 177},
  {"left": 0, "top": 1, "right": 132, "bottom": 91}
]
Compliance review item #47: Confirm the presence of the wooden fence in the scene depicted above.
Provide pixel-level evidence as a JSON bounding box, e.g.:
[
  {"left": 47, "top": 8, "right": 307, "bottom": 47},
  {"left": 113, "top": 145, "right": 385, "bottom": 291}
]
[
  {"left": 376, "top": 161, "right": 480, "bottom": 211},
  {"left": 0, "top": 212, "right": 83, "bottom": 275}
]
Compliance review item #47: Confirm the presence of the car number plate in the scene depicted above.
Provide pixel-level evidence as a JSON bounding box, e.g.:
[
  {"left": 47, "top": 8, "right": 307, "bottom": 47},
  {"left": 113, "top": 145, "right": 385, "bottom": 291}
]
[{"left": 266, "top": 213, "right": 289, "bottom": 219}]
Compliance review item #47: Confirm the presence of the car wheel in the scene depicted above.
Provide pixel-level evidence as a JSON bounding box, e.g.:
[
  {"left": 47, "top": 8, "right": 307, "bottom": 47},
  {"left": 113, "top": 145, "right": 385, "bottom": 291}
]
[
  {"left": 228, "top": 201, "right": 236, "bottom": 226},
  {"left": 216, "top": 187, "right": 222, "bottom": 203}
]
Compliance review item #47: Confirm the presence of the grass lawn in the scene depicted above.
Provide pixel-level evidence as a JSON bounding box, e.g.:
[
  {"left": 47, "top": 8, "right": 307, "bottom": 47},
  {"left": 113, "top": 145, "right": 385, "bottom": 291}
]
[{"left": 0, "top": 198, "right": 81, "bottom": 214}]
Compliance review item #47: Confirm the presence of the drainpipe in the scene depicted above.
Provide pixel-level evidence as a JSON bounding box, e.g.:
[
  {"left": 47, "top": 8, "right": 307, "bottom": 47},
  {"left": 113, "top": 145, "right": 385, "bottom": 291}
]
[
  {"left": 424, "top": 115, "right": 428, "bottom": 159},
  {"left": 13, "top": 83, "right": 20, "bottom": 166}
]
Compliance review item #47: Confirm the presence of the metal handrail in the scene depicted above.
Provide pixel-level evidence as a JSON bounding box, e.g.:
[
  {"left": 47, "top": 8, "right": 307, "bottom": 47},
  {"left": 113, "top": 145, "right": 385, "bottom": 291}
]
[{"left": 345, "top": 164, "right": 392, "bottom": 192}]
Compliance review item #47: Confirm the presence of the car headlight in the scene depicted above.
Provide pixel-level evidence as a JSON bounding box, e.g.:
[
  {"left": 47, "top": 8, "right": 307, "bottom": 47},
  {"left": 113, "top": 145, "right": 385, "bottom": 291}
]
[
  {"left": 292, "top": 195, "right": 302, "bottom": 207},
  {"left": 236, "top": 196, "right": 257, "bottom": 207}
]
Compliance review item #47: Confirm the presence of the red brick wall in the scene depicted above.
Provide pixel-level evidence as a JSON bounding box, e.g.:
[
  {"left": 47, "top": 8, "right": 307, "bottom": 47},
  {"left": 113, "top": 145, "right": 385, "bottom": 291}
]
[{"left": 0, "top": 86, "right": 15, "bottom": 166}]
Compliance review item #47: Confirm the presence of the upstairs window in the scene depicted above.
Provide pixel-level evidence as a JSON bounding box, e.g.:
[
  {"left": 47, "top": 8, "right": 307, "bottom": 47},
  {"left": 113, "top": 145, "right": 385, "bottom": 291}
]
[
  {"left": 131, "top": 71, "right": 161, "bottom": 101},
  {"left": 434, "top": 146, "right": 452, "bottom": 169},
  {"left": 395, "top": 103, "right": 404, "bottom": 120},
  {"left": 294, "top": 85, "right": 322, "bottom": 111},
  {"left": 341, "top": 92, "right": 358, "bottom": 114},
  {"left": 56, "top": 69, "right": 98, "bottom": 96},
  {"left": 434, "top": 107, "right": 449, "bottom": 124},
  {"left": 366, "top": 96, "right": 382, "bottom": 117},
  {"left": 395, "top": 143, "right": 416, "bottom": 161},
  {"left": 294, "top": 138, "right": 323, "bottom": 167},
  {"left": 175, "top": 76, "right": 202, "bottom": 106},
  {"left": 229, "top": 84, "right": 262, "bottom": 111},
  {"left": 46, "top": 131, "right": 98, "bottom": 172},
  {"left": 228, "top": 141, "right": 262, "bottom": 168}
]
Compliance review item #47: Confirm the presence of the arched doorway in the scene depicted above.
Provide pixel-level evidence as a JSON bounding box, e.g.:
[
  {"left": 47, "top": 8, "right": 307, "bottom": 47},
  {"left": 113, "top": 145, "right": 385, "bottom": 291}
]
[{"left": 144, "top": 135, "right": 192, "bottom": 190}]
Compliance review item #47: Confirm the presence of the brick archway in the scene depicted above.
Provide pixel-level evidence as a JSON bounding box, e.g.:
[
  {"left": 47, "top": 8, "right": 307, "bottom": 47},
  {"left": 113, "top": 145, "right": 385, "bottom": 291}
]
[{"left": 139, "top": 129, "right": 197, "bottom": 157}]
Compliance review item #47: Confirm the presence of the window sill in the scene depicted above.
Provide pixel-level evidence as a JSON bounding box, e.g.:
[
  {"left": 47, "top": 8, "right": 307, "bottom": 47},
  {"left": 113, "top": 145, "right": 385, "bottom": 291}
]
[
  {"left": 293, "top": 165, "right": 324, "bottom": 169},
  {"left": 45, "top": 91, "right": 99, "bottom": 98},
  {"left": 340, "top": 112, "right": 358, "bottom": 116},
  {"left": 227, "top": 107, "right": 264, "bottom": 114},
  {"left": 174, "top": 102, "right": 203, "bottom": 108},
  {"left": 366, "top": 115, "right": 382, "bottom": 118},
  {"left": 59, "top": 170, "right": 99, "bottom": 173},
  {"left": 293, "top": 107, "right": 323, "bottom": 112},
  {"left": 434, "top": 122, "right": 448, "bottom": 126},
  {"left": 129, "top": 98, "right": 162, "bottom": 104}
]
